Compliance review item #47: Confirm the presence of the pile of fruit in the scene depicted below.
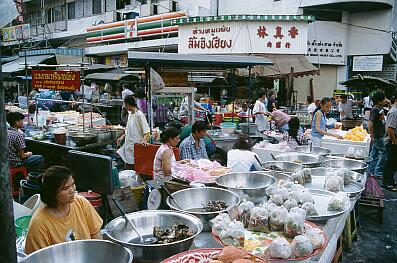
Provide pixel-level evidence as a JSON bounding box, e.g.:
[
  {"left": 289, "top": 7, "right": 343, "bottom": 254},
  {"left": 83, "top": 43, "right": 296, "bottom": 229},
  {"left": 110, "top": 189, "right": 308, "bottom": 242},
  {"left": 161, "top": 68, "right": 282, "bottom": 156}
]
[{"left": 343, "top": 126, "right": 368, "bottom": 141}]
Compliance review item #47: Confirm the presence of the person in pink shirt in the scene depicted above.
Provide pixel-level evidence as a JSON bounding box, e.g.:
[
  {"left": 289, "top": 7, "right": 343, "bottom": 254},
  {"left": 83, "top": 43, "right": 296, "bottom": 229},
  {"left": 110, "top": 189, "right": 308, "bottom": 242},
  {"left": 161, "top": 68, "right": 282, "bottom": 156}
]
[{"left": 270, "top": 109, "right": 291, "bottom": 132}]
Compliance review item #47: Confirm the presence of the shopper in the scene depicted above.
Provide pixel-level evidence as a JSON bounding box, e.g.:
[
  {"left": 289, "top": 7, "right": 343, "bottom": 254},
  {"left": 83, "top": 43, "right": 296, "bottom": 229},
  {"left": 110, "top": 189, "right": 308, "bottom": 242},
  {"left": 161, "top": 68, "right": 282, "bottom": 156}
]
[
  {"left": 117, "top": 95, "right": 151, "bottom": 169},
  {"left": 25, "top": 166, "right": 103, "bottom": 254},
  {"left": 307, "top": 96, "right": 317, "bottom": 124},
  {"left": 338, "top": 94, "right": 354, "bottom": 120},
  {"left": 368, "top": 90, "right": 386, "bottom": 178},
  {"left": 253, "top": 90, "right": 269, "bottom": 132},
  {"left": 7, "top": 112, "right": 44, "bottom": 173},
  {"left": 267, "top": 90, "right": 277, "bottom": 112},
  {"left": 120, "top": 84, "right": 134, "bottom": 126},
  {"left": 270, "top": 109, "right": 291, "bottom": 132},
  {"left": 383, "top": 90, "right": 397, "bottom": 191},
  {"left": 153, "top": 127, "right": 180, "bottom": 181},
  {"left": 227, "top": 134, "right": 262, "bottom": 173},
  {"left": 311, "top": 97, "right": 343, "bottom": 146},
  {"left": 179, "top": 120, "right": 208, "bottom": 160},
  {"left": 282, "top": 116, "right": 308, "bottom": 149}
]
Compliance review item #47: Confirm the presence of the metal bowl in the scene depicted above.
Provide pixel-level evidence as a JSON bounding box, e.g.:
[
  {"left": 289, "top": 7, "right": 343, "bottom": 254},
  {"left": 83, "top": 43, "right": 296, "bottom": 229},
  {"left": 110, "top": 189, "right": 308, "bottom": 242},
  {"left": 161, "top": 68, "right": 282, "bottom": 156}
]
[
  {"left": 262, "top": 170, "right": 292, "bottom": 182},
  {"left": 328, "top": 153, "right": 370, "bottom": 163},
  {"left": 69, "top": 132, "right": 98, "bottom": 146},
  {"left": 322, "top": 158, "right": 368, "bottom": 174},
  {"left": 262, "top": 161, "right": 304, "bottom": 175},
  {"left": 215, "top": 172, "right": 276, "bottom": 204},
  {"left": 20, "top": 240, "right": 133, "bottom": 263},
  {"left": 166, "top": 187, "right": 240, "bottom": 231},
  {"left": 275, "top": 152, "right": 323, "bottom": 168},
  {"left": 104, "top": 210, "right": 203, "bottom": 263},
  {"left": 310, "top": 167, "right": 364, "bottom": 183},
  {"left": 295, "top": 145, "right": 331, "bottom": 156}
]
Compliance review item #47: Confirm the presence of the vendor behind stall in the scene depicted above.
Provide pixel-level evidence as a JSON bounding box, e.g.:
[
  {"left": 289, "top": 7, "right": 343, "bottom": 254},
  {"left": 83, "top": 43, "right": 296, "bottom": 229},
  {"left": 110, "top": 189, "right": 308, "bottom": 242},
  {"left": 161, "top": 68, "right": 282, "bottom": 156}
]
[
  {"left": 338, "top": 94, "right": 354, "bottom": 120},
  {"left": 179, "top": 120, "right": 208, "bottom": 160},
  {"left": 270, "top": 109, "right": 291, "bottom": 132},
  {"left": 153, "top": 127, "right": 180, "bottom": 181},
  {"left": 121, "top": 84, "right": 134, "bottom": 125},
  {"left": 117, "top": 95, "right": 151, "bottom": 169},
  {"left": 25, "top": 166, "right": 103, "bottom": 254},
  {"left": 7, "top": 112, "right": 44, "bottom": 173},
  {"left": 227, "top": 134, "right": 262, "bottom": 173},
  {"left": 282, "top": 117, "right": 308, "bottom": 149},
  {"left": 253, "top": 90, "right": 269, "bottom": 132}
]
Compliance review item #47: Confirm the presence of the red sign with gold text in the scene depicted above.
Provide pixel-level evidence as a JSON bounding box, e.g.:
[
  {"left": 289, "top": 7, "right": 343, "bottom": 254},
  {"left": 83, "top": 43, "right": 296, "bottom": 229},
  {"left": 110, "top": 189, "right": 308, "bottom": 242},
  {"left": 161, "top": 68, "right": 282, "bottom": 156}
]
[{"left": 32, "top": 70, "right": 80, "bottom": 91}]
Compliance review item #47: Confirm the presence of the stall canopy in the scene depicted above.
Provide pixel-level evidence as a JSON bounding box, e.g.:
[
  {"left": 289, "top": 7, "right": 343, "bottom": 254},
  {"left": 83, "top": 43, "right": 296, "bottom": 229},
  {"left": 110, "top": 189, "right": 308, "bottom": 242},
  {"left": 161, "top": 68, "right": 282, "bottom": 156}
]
[
  {"left": 340, "top": 75, "right": 397, "bottom": 89},
  {"left": 85, "top": 72, "right": 138, "bottom": 81},
  {"left": 1, "top": 54, "right": 54, "bottom": 73}
]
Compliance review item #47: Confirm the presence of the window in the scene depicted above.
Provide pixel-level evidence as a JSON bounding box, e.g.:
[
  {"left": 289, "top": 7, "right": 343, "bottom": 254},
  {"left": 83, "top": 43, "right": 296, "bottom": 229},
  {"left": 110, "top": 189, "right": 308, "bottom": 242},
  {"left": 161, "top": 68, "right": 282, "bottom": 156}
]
[
  {"left": 93, "top": 0, "right": 102, "bottom": 14},
  {"left": 172, "top": 1, "right": 177, "bottom": 12},
  {"left": 54, "top": 5, "right": 65, "bottom": 21},
  {"left": 47, "top": 8, "right": 54, "bottom": 23},
  {"left": 68, "top": 2, "right": 75, "bottom": 19},
  {"left": 153, "top": 4, "right": 158, "bottom": 15}
]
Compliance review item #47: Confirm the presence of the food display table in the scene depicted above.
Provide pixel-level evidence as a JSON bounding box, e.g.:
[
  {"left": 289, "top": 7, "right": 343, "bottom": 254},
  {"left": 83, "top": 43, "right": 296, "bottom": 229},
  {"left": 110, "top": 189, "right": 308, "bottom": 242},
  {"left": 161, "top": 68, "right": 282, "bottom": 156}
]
[{"left": 321, "top": 133, "right": 371, "bottom": 156}]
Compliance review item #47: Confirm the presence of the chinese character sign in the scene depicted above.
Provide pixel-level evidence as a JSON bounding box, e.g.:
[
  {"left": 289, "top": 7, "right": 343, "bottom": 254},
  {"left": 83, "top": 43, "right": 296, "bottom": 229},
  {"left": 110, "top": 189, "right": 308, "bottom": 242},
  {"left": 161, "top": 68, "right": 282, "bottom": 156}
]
[
  {"left": 178, "top": 21, "right": 308, "bottom": 54},
  {"left": 32, "top": 70, "right": 80, "bottom": 91}
]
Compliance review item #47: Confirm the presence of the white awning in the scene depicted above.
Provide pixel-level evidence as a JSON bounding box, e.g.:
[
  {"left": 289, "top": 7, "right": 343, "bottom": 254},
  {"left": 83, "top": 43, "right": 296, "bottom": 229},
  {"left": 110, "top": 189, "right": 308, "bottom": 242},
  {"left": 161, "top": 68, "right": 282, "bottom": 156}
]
[{"left": 2, "top": 54, "right": 54, "bottom": 73}]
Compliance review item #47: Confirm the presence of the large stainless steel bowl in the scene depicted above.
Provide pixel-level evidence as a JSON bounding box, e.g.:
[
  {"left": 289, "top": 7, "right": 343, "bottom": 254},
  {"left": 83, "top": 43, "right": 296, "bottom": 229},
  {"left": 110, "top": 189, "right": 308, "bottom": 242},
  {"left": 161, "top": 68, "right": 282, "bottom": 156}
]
[
  {"left": 262, "top": 170, "right": 292, "bottom": 182},
  {"left": 262, "top": 161, "right": 303, "bottom": 175},
  {"left": 20, "top": 240, "right": 133, "bottom": 263},
  {"left": 104, "top": 210, "right": 203, "bottom": 263},
  {"left": 322, "top": 158, "right": 368, "bottom": 174},
  {"left": 166, "top": 187, "right": 240, "bottom": 231},
  {"left": 295, "top": 145, "right": 331, "bottom": 156},
  {"left": 275, "top": 152, "right": 323, "bottom": 168},
  {"left": 310, "top": 167, "right": 364, "bottom": 183},
  {"left": 215, "top": 172, "right": 276, "bottom": 203},
  {"left": 69, "top": 132, "right": 98, "bottom": 146}
]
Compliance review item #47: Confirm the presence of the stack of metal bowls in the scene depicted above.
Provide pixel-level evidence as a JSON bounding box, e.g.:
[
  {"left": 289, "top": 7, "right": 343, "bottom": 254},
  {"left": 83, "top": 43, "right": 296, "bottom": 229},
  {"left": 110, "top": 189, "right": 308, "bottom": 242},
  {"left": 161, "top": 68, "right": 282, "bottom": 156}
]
[
  {"left": 104, "top": 210, "right": 203, "bottom": 263},
  {"left": 166, "top": 187, "right": 240, "bottom": 231},
  {"left": 215, "top": 172, "right": 276, "bottom": 203}
]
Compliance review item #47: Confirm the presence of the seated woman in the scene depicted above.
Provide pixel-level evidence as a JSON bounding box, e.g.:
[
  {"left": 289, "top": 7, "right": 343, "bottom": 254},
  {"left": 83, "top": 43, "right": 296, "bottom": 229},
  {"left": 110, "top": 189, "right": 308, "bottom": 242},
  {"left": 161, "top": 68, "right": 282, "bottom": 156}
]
[
  {"left": 282, "top": 117, "right": 309, "bottom": 149},
  {"left": 227, "top": 134, "right": 262, "bottom": 173},
  {"left": 25, "top": 166, "right": 103, "bottom": 254},
  {"left": 153, "top": 127, "right": 180, "bottom": 181}
]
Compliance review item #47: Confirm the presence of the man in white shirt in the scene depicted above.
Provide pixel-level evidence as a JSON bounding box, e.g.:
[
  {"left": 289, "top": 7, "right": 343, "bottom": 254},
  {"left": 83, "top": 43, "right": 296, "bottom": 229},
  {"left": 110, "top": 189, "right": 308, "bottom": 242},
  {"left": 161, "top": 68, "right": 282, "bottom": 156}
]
[
  {"left": 307, "top": 96, "right": 317, "bottom": 124},
  {"left": 363, "top": 95, "right": 373, "bottom": 121},
  {"left": 338, "top": 94, "right": 354, "bottom": 120},
  {"left": 121, "top": 84, "right": 134, "bottom": 125},
  {"left": 253, "top": 90, "right": 269, "bottom": 132}
]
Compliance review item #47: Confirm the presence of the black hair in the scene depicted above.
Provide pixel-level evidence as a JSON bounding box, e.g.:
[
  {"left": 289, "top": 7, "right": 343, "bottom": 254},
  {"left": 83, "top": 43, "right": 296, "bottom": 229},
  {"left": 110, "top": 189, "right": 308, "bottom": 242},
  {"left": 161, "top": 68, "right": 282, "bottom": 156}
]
[
  {"left": 307, "top": 96, "right": 314, "bottom": 104},
  {"left": 390, "top": 89, "right": 397, "bottom": 104},
  {"left": 233, "top": 134, "right": 253, "bottom": 151},
  {"left": 288, "top": 116, "right": 301, "bottom": 139},
  {"left": 313, "top": 97, "right": 332, "bottom": 116},
  {"left": 124, "top": 95, "right": 137, "bottom": 107},
  {"left": 257, "top": 90, "right": 267, "bottom": 99},
  {"left": 6, "top": 111, "right": 24, "bottom": 126},
  {"left": 268, "top": 90, "right": 276, "bottom": 97},
  {"left": 192, "top": 120, "right": 207, "bottom": 133},
  {"left": 135, "top": 88, "right": 146, "bottom": 99},
  {"left": 372, "top": 90, "right": 385, "bottom": 105},
  {"left": 160, "top": 127, "right": 180, "bottom": 143},
  {"left": 340, "top": 94, "right": 348, "bottom": 100},
  {"left": 41, "top": 166, "right": 73, "bottom": 208}
]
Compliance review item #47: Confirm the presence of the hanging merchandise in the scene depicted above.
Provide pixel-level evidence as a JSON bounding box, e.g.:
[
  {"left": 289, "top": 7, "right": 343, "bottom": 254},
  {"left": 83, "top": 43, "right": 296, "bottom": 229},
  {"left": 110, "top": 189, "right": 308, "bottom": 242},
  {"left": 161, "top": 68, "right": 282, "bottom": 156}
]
[{"left": 150, "top": 68, "right": 165, "bottom": 91}]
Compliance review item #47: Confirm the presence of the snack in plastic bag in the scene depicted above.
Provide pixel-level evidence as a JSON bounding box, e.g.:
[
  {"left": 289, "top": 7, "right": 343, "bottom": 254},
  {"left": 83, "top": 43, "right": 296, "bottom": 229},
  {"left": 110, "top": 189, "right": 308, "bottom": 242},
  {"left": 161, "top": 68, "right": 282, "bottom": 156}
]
[
  {"left": 238, "top": 200, "right": 255, "bottom": 227},
  {"left": 289, "top": 183, "right": 305, "bottom": 191},
  {"left": 324, "top": 173, "right": 344, "bottom": 193},
  {"left": 220, "top": 220, "right": 245, "bottom": 247},
  {"left": 210, "top": 213, "right": 232, "bottom": 235},
  {"left": 301, "top": 202, "right": 318, "bottom": 216},
  {"left": 291, "top": 171, "right": 305, "bottom": 185},
  {"left": 354, "top": 150, "right": 364, "bottom": 160},
  {"left": 284, "top": 212, "right": 305, "bottom": 238},
  {"left": 328, "top": 192, "right": 349, "bottom": 211},
  {"left": 268, "top": 237, "right": 292, "bottom": 259},
  {"left": 298, "top": 190, "right": 314, "bottom": 204},
  {"left": 346, "top": 147, "right": 355, "bottom": 158},
  {"left": 302, "top": 168, "right": 312, "bottom": 183},
  {"left": 266, "top": 185, "right": 278, "bottom": 196},
  {"left": 269, "top": 206, "right": 288, "bottom": 231},
  {"left": 277, "top": 179, "right": 287, "bottom": 188},
  {"left": 269, "top": 194, "right": 284, "bottom": 206},
  {"left": 248, "top": 206, "right": 270, "bottom": 232},
  {"left": 289, "top": 190, "right": 303, "bottom": 203},
  {"left": 276, "top": 188, "right": 290, "bottom": 201},
  {"left": 291, "top": 235, "right": 314, "bottom": 258},
  {"left": 262, "top": 202, "right": 278, "bottom": 214},
  {"left": 337, "top": 168, "right": 353, "bottom": 185},
  {"left": 283, "top": 199, "right": 298, "bottom": 211},
  {"left": 305, "top": 228, "right": 325, "bottom": 249},
  {"left": 290, "top": 207, "right": 307, "bottom": 220}
]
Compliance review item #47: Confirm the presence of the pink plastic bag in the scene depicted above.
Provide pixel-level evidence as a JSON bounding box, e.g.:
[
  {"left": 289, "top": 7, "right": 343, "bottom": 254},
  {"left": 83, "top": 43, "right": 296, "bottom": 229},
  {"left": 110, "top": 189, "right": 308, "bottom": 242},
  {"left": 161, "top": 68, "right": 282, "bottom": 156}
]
[{"left": 363, "top": 175, "right": 384, "bottom": 198}]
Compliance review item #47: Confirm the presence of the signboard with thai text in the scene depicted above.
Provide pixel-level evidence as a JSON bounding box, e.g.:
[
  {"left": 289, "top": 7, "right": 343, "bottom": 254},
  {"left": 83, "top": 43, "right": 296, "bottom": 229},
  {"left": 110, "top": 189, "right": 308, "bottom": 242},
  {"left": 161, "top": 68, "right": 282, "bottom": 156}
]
[
  {"left": 32, "top": 70, "right": 80, "bottom": 91},
  {"left": 178, "top": 20, "right": 308, "bottom": 54},
  {"left": 353, "top": 55, "right": 383, "bottom": 72}
]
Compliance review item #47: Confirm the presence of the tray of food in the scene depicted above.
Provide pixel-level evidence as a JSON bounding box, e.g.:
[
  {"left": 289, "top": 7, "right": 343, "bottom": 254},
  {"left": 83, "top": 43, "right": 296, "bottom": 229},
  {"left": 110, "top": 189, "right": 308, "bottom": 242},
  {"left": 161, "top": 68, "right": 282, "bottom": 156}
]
[{"left": 161, "top": 247, "right": 267, "bottom": 263}]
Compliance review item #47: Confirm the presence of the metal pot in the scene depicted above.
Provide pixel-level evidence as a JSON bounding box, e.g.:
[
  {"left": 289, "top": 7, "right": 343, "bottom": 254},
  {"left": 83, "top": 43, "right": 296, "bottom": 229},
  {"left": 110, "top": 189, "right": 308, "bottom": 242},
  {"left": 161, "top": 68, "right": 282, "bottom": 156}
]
[
  {"left": 275, "top": 152, "right": 323, "bottom": 168},
  {"left": 69, "top": 132, "right": 98, "bottom": 146},
  {"left": 91, "top": 127, "right": 112, "bottom": 143},
  {"left": 215, "top": 172, "right": 276, "bottom": 204},
  {"left": 111, "top": 127, "right": 125, "bottom": 141},
  {"left": 104, "top": 210, "right": 203, "bottom": 263},
  {"left": 166, "top": 187, "right": 240, "bottom": 231},
  {"left": 20, "top": 240, "right": 133, "bottom": 263}
]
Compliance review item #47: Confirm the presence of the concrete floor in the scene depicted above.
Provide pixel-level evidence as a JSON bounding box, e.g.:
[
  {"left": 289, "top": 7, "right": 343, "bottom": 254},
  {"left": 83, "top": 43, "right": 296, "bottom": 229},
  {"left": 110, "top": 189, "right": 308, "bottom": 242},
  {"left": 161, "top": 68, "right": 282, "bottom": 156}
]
[{"left": 342, "top": 185, "right": 397, "bottom": 263}]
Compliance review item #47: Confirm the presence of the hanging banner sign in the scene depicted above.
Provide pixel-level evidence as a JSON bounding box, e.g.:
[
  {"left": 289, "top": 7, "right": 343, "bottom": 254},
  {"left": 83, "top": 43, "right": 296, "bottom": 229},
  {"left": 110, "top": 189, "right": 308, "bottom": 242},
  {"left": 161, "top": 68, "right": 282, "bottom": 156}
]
[{"left": 32, "top": 70, "right": 80, "bottom": 91}]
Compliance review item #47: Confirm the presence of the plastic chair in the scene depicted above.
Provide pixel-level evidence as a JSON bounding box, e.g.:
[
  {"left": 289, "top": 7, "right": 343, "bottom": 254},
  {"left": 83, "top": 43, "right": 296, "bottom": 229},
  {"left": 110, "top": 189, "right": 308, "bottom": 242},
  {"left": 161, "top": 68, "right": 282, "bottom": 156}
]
[{"left": 10, "top": 167, "right": 28, "bottom": 199}]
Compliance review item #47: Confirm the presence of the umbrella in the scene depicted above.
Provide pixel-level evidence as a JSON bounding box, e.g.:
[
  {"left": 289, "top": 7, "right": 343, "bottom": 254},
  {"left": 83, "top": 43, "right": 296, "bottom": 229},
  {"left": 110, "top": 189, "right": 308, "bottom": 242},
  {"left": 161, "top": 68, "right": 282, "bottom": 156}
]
[{"left": 340, "top": 75, "right": 397, "bottom": 89}]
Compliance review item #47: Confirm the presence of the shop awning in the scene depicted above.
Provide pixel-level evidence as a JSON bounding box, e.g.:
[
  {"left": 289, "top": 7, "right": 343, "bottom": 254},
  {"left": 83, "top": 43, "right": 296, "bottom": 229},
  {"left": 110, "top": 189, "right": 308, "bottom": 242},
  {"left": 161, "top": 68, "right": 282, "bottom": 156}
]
[
  {"left": 2, "top": 54, "right": 54, "bottom": 73},
  {"left": 244, "top": 54, "right": 320, "bottom": 79},
  {"left": 85, "top": 72, "right": 138, "bottom": 81}
]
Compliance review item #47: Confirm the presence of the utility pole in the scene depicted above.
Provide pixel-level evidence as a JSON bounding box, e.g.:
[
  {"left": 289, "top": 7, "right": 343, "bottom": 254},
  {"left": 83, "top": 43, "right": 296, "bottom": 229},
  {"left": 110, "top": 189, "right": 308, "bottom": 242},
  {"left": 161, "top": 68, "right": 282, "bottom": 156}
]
[{"left": 0, "top": 40, "right": 17, "bottom": 263}]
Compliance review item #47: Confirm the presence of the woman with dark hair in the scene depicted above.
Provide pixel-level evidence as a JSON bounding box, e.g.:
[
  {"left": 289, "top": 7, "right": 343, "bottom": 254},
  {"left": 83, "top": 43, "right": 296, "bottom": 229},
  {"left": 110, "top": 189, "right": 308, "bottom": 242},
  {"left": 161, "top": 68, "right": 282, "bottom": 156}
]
[
  {"left": 227, "top": 134, "right": 262, "bottom": 173},
  {"left": 311, "top": 97, "right": 343, "bottom": 146},
  {"left": 282, "top": 117, "right": 308, "bottom": 149},
  {"left": 25, "top": 166, "right": 103, "bottom": 254},
  {"left": 153, "top": 127, "right": 180, "bottom": 181}
]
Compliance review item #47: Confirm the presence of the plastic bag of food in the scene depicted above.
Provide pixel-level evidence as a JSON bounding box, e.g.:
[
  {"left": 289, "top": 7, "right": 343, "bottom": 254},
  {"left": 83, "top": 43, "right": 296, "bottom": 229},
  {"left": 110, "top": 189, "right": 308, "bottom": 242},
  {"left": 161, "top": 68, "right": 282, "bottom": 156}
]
[
  {"left": 283, "top": 199, "right": 298, "bottom": 211},
  {"left": 276, "top": 188, "right": 290, "bottom": 201},
  {"left": 298, "top": 190, "right": 314, "bottom": 204},
  {"left": 291, "top": 171, "right": 305, "bottom": 185},
  {"left": 210, "top": 213, "right": 232, "bottom": 235},
  {"left": 268, "top": 237, "right": 292, "bottom": 259},
  {"left": 269, "top": 193, "right": 284, "bottom": 206},
  {"left": 238, "top": 200, "right": 255, "bottom": 227},
  {"left": 248, "top": 206, "right": 270, "bottom": 232},
  {"left": 291, "top": 235, "right": 314, "bottom": 258},
  {"left": 354, "top": 149, "right": 364, "bottom": 160},
  {"left": 328, "top": 192, "right": 349, "bottom": 211},
  {"left": 301, "top": 202, "right": 318, "bottom": 216},
  {"left": 337, "top": 168, "right": 353, "bottom": 185},
  {"left": 266, "top": 185, "right": 278, "bottom": 196},
  {"left": 290, "top": 207, "right": 307, "bottom": 220},
  {"left": 346, "top": 147, "right": 355, "bottom": 158},
  {"left": 220, "top": 220, "right": 245, "bottom": 247},
  {"left": 277, "top": 179, "right": 287, "bottom": 189},
  {"left": 269, "top": 206, "right": 288, "bottom": 231},
  {"left": 289, "top": 183, "right": 305, "bottom": 191},
  {"left": 324, "top": 173, "right": 344, "bottom": 193},
  {"left": 289, "top": 190, "right": 303, "bottom": 203},
  {"left": 302, "top": 168, "right": 312, "bottom": 183},
  {"left": 305, "top": 228, "right": 325, "bottom": 249},
  {"left": 284, "top": 212, "right": 305, "bottom": 238},
  {"left": 262, "top": 202, "right": 278, "bottom": 214}
]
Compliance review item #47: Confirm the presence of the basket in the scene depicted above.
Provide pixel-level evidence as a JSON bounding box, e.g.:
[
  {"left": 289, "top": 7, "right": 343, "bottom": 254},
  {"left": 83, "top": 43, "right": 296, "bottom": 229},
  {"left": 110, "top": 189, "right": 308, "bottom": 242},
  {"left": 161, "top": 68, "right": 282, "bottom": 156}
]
[{"left": 15, "top": 215, "right": 32, "bottom": 237}]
